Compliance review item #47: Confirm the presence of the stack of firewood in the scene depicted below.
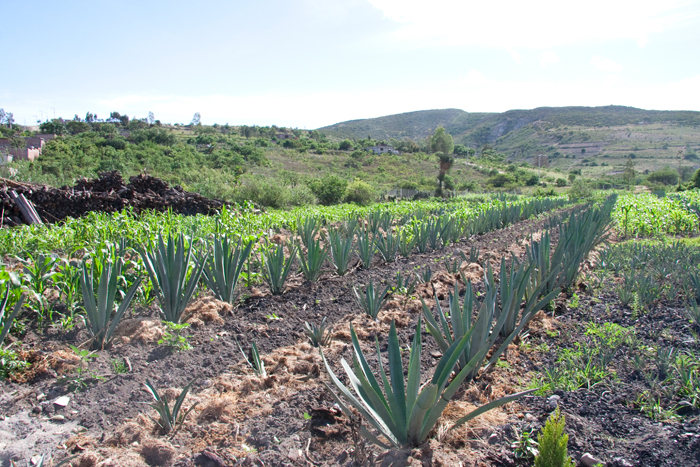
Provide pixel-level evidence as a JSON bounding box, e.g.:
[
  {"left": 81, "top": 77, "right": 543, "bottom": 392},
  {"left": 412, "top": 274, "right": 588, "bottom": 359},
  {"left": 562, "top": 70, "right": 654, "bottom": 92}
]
[{"left": 0, "top": 171, "right": 233, "bottom": 227}]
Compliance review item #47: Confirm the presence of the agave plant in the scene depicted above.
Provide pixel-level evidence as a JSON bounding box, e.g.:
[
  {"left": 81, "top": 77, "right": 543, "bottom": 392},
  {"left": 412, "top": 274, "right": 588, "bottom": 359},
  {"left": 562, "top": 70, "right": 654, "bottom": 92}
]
[
  {"left": 138, "top": 233, "right": 207, "bottom": 323},
  {"left": 353, "top": 279, "right": 392, "bottom": 319},
  {"left": 0, "top": 284, "right": 25, "bottom": 346},
  {"left": 260, "top": 242, "right": 297, "bottom": 294},
  {"left": 413, "top": 222, "right": 430, "bottom": 254},
  {"left": 297, "top": 215, "right": 321, "bottom": 248},
  {"left": 80, "top": 255, "right": 142, "bottom": 350},
  {"left": 144, "top": 378, "right": 198, "bottom": 436},
  {"left": 422, "top": 280, "right": 501, "bottom": 382},
  {"left": 376, "top": 231, "right": 400, "bottom": 263},
  {"left": 398, "top": 228, "right": 416, "bottom": 258},
  {"left": 321, "top": 319, "right": 534, "bottom": 448},
  {"left": 298, "top": 237, "right": 327, "bottom": 282},
  {"left": 328, "top": 228, "right": 354, "bottom": 276},
  {"left": 238, "top": 338, "right": 267, "bottom": 376},
  {"left": 304, "top": 317, "right": 332, "bottom": 347},
  {"left": 686, "top": 301, "right": 700, "bottom": 330},
  {"left": 200, "top": 236, "right": 253, "bottom": 303},
  {"left": 356, "top": 227, "right": 376, "bottom": 269}
]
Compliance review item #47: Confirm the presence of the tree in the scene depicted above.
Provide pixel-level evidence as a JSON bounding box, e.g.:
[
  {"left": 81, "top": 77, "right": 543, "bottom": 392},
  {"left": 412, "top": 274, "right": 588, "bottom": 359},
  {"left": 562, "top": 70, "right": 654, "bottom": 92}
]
[
  {"left": 623, "top": 158, "right": 636, "bottom": 184},
  {"left": 85, "top": 111, "right": 96, "bottom": 123},
  {"left": 568, "top": 173, "right": 576, "bottom": 183},
  {"left": 147, "top": 112, "right": 155, "bottom": 125},
  {"left": 191, "top": 112, "right": 201, "bottom": 126},
  {"left": 430, "top": 127, "right": 454, "bottom": 154},
  {"left": 435, "top": 151, "right": 455, "bottom": 195},
  {"left": 339, "top": 140, "right": 353, "bottom": 151},
  {"left": 308, "top": 175, "right": 348, "bottom": 205}
]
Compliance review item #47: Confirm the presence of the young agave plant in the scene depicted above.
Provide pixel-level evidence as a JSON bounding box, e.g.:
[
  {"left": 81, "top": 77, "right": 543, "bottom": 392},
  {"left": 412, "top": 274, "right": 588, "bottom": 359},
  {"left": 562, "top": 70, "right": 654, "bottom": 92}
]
[
  {"left": 353, "top": 279, "right": 392, "bottom": 320},
  {"left": 298, "top": 237, "right": 327, "bottom": 282},
  {"left": 304, "top": 317, "right": 332, "bottom": 347},
  {"left": 422, "top": 280, "right": 501, "bottom": 382},
  {"left": 80, "top": 255, "right": 142, "bottom": 350},
  {"left": 138, "top": 233, "right": 207, "bottom": 323},
  {"left": 321, "top": 319, "right": 534, "bottom": 448},
  {"left": 200, "top": 236, "right": 253, "bottom": 304},
  {"left": 356, "top": 227, "right": 376, "bottom": 269},
  {"left": 260, "top": 242, "right": 297, "bottom": 294},
  {"left": 376, "top": 231, "right": 400, "bottom": 263},
  {"left": 0, "top": 284, "right": 25, "bottom": 346},
  {"left": 143, "top": 378, "right": 198, "bottom": 437},
  {"left": 327, "top": 228, "right": 354, "bottom": 276}
]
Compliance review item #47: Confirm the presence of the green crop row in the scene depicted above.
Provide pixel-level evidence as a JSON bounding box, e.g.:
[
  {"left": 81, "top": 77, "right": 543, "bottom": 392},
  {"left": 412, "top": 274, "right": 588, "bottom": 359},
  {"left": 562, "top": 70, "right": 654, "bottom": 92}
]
[{"left": 612, "top": 191, "right": 700, "bottom": 238}]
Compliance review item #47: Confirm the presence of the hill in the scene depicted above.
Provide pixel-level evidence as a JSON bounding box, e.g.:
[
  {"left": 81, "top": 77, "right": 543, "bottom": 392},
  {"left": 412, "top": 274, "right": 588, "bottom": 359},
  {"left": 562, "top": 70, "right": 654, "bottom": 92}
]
[{"left": 319, "top": 106, "right": 700, "bottom": 180}]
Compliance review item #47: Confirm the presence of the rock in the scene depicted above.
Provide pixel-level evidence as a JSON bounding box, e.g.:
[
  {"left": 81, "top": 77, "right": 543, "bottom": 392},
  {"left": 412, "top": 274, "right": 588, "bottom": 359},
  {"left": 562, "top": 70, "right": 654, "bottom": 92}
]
[
  {"left": 36, "top": 393, "right": 46, "bottom": 402},
  {"left": 525, "top": 413, "right": 537, "bottom": 423},
  {"left": 676, "top": 401, "right": 693, "bottom": 415},
  {"left": 580, "top": 452, "right": 604, "bottom": 467},
  {"left": 50, "top": 415, "right": 65, "bottom": 422},
  {"left": 488, "top": 433, "right": 499, "bottom": 445},
  {"left": 612, "top": 457, "right": 633, "bottom": 467},
  {"left": 548, "top": 395, "right": 561, "bottom": 409},
  {"left": 53, "top": 396, "right": 70, "bottom": 407}
]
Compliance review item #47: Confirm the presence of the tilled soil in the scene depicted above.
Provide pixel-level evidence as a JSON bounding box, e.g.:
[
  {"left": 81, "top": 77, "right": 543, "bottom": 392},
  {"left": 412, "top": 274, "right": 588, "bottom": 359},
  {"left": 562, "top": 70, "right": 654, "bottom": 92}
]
[{"left": 2, "top": 207, "right": 698, "bottom": 467}]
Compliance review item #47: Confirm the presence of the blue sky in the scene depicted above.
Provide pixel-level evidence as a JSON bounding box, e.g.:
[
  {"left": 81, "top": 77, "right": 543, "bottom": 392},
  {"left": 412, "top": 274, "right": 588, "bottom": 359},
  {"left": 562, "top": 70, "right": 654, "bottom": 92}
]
[{"left": 2, "top": 0, "right": 699, "bottom": 128}]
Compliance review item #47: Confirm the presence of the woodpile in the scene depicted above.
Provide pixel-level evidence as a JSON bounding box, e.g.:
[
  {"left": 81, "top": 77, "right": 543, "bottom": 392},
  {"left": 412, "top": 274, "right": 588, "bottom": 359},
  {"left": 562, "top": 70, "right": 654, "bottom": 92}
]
[{"left": 0, "top": 171, "right": 232, "bottom": 227}]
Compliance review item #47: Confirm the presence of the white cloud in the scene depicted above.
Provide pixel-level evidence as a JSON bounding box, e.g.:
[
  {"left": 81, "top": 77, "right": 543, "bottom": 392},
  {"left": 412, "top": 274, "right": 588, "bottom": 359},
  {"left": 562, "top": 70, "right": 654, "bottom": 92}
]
[
  {"left": 591, "top": 55, "right": 624, "bottom": 73},
  {"left": 460, "top": 70, "right": 488, "bottom": 87},
  {"left": 508, "top": 48, "right": 523, "bottom": 65},
  {"left": 365, "top": 0, "right": 698, "bottom": 49},
  {"left": 540, "top": 51, "right": 560, "bottom": 67}
]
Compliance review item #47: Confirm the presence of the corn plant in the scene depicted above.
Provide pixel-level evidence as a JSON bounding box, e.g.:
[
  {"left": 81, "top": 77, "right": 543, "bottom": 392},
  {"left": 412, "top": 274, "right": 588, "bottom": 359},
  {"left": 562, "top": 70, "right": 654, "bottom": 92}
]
[
  {"left": 298, "top": 237, "right": 327, "bottom": 282},
  {"left": 353, "top": 279, "right": 392, "bottom": 319},
  {"left": 143, "top": 378, "right": 198, "bottom": 437},
  {"left": 260, "top": 242, "right": 297, "bottom": 294},
  {"left": 18, "top": 253, "right": 59, "bottom": 325},
  {"left": 304, "top": 317, "right": 332, "bottom": 347},
  {"left": 80, "top": 254, "right": 142, "bottom": 350},
  {"left": 138, "top": 233, "right": 207, "bottom": 323},
  {"left": 200, "top": 236, "right": 253, "bottom": 303},
  {"left": 376, "top": 231, "right": 400, "bottom": 263},
  {"left": 321, "top": 319, "right": 534, "bottom": 448},
  {"left": 0, "top": 284, "right": 25, "bottom": 346},
  {"left": 356, "top": 227, "right": 376, "bottom": 269},
  {"left": 328, "top": 228, "right": 353, "bottom": 276}
]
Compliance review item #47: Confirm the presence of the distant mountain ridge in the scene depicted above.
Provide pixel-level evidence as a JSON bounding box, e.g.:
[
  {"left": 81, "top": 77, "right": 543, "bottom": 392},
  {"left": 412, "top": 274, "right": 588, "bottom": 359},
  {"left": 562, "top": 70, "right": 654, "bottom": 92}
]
[{"left": 318, "top": 106, "right": 700, "bottom": 146}]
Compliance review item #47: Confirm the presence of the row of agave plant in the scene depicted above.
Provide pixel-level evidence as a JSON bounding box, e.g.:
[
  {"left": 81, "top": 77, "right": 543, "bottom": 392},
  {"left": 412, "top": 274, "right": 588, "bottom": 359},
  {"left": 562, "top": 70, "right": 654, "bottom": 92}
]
[
  {"left": 0, "top": 197, "right": 568, "bottom": 352},
  {"left": 319, "top": 195, "right": 618, "bottom": 449}
]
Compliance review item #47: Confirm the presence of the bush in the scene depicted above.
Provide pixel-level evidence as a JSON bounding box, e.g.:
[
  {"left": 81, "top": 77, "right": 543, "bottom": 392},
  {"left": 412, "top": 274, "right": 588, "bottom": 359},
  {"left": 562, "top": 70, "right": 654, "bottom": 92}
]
[
  {"left": 555, "top": 178, "right": 567, "bottom": 187},
  {"left": 487, "top": 173, "right": 515, "bottom": 188},
  {"left": 232, "top": 177, "right": 288, "bottom": 209},
  {"left": 344, "top": 180, "right": 375, "bottom": 206},
  {"left": 568, "top": 179, "right": 592, "bottom": 199},
  {"left": 525, "top": 174, "right": 539, "bottom": 186},
  {"left": 308, "top": 174, "right": 348, "bottom": 205},
  {"left": 535, "top": 407, "right": 574, "bottom": 467},
  {"left": 647, "top": 166, "right": 678, "bottom": 185},
  {"left": 339, "top": 140, "right": 353, "bottom": 151}
]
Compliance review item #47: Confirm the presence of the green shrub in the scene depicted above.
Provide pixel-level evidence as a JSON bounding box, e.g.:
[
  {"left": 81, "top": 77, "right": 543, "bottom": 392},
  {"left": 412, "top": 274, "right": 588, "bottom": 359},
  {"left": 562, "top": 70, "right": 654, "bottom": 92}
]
[
  {"left": 232, "top": 177, "right": 288, "bottom": 209},
  {"left": 568, "top": 179, "right": 592, "bottom": 199},
  {"left": 555, "top": 178, "right": 567, "bottom": 187},
  {"left": 647, "top": 166, "right": 679, "bottom": 185},
  {"left": 339, "top": 140, "right": 353, "bottom": 150},
  {"left": 344, "top": 180, "right": 375, "bottom": 206},
  {"left": 535, "top": 407, "right": 575, "bottom": 467},
  {"left": 308, "top": 174, "right": 348, "bottom": 205}
]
